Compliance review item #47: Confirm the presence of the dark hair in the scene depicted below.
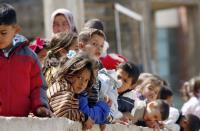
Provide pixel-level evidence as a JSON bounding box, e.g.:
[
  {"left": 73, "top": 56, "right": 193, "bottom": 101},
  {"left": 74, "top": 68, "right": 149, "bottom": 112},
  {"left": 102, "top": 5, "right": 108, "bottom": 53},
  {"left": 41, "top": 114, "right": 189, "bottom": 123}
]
[
  {"left": 0, "top": 3, "right": 16, "bottom": 25},
  {"left": 117, "top": 61, "right": 140, "bottom": 85},
  {"left": 186, "top": 114, "right": 200, "bottom": 131},
  {"left": 158, "top": 86, "right": 173, "bottom": 100},
  {"left": 56, "top": 52, "right": 96, "bottom": 90},
  {"left": 84, "top": 19, "right": 104, "bottom": 31},
  {"left": 78, "top": 28, "right": 105, "bottom": 44},
  {"left": 193, "top": 76, "right": 200, "bottom": 97},
  {"left": 156, "top": 99, "right": 169, "bottom": 121}
]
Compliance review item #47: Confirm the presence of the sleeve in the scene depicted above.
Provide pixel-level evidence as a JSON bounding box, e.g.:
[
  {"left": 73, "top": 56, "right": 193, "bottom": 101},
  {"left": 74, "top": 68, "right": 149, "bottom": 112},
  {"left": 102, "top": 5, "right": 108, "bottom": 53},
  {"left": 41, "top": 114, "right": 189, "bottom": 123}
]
[
  {"left": 78, "top": 92, "right": 110, "bottom": 124},
  {"left": 118, "top": 94, "right": 135, "bottom": 112},
  {"left": 30, "top": 52, "right": 49, "bottom": 114},
  {"left": 164, "top": 107, "right": 180, "bottom": 124}
]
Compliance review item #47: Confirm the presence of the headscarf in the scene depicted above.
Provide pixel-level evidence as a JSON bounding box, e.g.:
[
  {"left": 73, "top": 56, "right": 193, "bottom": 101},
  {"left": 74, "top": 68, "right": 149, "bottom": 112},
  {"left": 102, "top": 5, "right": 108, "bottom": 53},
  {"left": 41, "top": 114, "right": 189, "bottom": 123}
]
[{"left": 51, "top": 8, "right": 77, "bottom": 34}]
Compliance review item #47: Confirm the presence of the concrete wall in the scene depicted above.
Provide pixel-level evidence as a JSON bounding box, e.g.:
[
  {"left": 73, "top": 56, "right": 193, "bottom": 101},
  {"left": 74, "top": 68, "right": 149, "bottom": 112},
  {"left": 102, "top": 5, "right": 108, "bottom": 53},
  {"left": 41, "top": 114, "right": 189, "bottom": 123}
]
[{"left": 0, "top": 117, "right": 155, "bottom": 131}]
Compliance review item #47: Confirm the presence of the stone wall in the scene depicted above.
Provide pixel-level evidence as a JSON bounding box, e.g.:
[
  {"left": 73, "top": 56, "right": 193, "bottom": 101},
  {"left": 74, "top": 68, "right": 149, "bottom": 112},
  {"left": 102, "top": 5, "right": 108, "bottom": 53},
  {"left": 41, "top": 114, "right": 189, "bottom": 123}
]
[{"left": 0, "top": 117, "right": 155, "bottom": 131}]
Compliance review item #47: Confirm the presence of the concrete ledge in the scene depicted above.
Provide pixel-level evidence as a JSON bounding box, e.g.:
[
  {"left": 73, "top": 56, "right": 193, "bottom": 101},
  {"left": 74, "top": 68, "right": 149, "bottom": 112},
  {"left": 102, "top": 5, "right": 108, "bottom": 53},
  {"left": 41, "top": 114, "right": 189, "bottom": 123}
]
[{"left": 0, "top": 117, "right": 154, "bottom": 131}]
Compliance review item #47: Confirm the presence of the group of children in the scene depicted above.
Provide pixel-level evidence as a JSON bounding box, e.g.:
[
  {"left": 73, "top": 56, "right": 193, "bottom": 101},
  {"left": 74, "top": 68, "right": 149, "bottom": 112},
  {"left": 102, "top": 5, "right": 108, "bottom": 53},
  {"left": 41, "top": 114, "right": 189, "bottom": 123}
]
[{"left": 0, "top": 3, "right": 200, "bottom": 131}]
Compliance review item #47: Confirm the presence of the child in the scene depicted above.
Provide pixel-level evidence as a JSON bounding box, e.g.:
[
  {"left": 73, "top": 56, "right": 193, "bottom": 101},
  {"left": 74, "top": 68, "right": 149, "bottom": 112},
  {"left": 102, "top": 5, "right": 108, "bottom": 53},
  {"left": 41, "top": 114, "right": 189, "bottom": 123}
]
[
  {"left": 84, "top": 18, "right": 128, "bottom": 70},
  {"left": 0, "top": 3, "right": 51, "bottom": 117},
  {"left": 51, "top": 8, "right": 77, "bottom": 34},
  {"left": 158, "top": 86, "right": 180, "bottom": 123},
  {"left": 78, "top": 28, "right": 104, "bottom": 60},
  {"left": 158, "top": 86, "right": 180, "bottom": 131},
  {"left": 98, "top": 68, "right": 123, "bottom": 120},
  {"left": 78, "top": 28, "right": 111, "bottom": 131},
  {"left": 181, "top": 76, "right": 200, "bottom": 118},
  {"left": 43, "top": 32, "right": 78, "bottom": 86},
  {"left": 47, "top": 53, "right": 110, "bottom": 129},
  {"left": 133, "top": 74, "right": 163, "bottom": 102},
  {"left": 29, "top": 37, "right": 48, "bottom": 65},
  {"left": 127, "top": 99, "right": 169, "bottom": 127},
  {"left": 78, "top": 28, "right": 105, "bottom": 106},
  {"left": 116, "top": 61, "right": 140, "bottom": 113},
  {"left": 177, "top": 114, "right": 200, "bottom": 131}
]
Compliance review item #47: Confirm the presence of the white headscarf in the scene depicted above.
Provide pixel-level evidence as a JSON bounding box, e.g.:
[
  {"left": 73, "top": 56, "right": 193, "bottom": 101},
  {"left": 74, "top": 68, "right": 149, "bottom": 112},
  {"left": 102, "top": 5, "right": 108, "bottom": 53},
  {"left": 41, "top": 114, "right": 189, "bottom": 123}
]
[{"left": 51, "top": 8, "right": 77, "bottom": 34}]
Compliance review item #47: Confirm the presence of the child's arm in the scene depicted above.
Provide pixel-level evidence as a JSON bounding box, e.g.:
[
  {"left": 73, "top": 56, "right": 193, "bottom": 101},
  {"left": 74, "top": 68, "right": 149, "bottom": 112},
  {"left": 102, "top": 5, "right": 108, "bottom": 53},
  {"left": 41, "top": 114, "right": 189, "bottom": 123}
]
[
  {"left": 79, "top": 92, "right": 110, "bottom": 124},
  {"left": 29, "top": 53, "right": 50, "bottom": 116}
]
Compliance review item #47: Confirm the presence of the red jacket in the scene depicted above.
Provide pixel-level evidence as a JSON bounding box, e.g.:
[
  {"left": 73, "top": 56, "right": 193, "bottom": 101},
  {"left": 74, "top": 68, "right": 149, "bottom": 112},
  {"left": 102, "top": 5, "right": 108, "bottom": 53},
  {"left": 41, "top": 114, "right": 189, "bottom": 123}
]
[{"left": 0, "top": 35, "right": 49, "bottom": 116}]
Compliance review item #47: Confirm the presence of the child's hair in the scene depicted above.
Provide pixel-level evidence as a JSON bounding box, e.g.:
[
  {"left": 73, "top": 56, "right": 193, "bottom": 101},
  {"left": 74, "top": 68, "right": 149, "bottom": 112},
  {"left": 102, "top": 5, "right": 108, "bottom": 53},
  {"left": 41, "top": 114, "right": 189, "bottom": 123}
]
[
  {"left": 117, "top": 61, "right": 140, "bottom": 84},
  {"left": 47, "top": 32, "right": 77, "bottom": 55},
  {"left": 185, "top": 114, "right": 200, "bottom": 131},
  {"left": 136, "top": 76, "right": 163, "bottom": 93},
  {"left": 43, "top": 32, "right": 77, "bottom": 75},
  {"left": 155, "top": 99, "right": 170, "bottom": 121},
  {"left": 84, "top": 19, "right": 104, "bottom": 31},
  {"left": 46, "top": 32, "right": 77, "bottom": 59},
  {"left": 136, "top": 73, "right": 168, "bottom": 86},
  {"left": 56, "top": 52, "right": 96, "bottom": 90},
  {"left": 0, "top": 3, "right": 17, "bottom": 25},
  {"left": 181, "top": 76, "right": 200, "bottom": 100},
  {"left": 192, "top": 76, "right": 200, "bottom": 97},
  {"left": 157, "top": 86, "right": 173, "bottom": 100},
  {"left": 78, "top": 28, "right": 105, "bottom": 44}
]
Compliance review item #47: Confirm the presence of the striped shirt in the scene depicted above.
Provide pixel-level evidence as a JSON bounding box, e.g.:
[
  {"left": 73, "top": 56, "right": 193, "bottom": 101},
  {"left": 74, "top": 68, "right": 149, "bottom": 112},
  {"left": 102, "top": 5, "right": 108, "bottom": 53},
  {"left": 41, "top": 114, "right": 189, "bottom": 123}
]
[{"left": 47, "top": 80, "right": 85, "bottom": 121}]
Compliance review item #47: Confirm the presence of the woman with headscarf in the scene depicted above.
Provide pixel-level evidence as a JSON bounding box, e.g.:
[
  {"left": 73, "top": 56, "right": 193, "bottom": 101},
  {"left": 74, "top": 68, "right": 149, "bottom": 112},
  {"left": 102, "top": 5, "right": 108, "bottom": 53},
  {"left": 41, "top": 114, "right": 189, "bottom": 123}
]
[{"left": 51, "top": 8, "right": 77, "bottom": 34}]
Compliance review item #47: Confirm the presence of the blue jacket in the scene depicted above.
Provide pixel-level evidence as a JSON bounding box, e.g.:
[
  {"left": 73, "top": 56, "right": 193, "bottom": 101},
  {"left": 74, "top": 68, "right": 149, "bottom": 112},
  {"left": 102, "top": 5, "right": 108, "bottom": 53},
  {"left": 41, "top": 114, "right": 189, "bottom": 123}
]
[{"left": 79, "top": 92, "right": 110, "bottom": 124}]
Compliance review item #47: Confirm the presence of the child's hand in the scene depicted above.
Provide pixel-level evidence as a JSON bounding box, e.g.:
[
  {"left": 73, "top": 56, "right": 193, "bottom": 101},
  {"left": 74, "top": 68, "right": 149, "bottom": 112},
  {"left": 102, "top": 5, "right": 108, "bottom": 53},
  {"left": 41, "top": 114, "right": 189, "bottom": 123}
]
[
  {"left": 36, "top": 106, "right": 54, "bottom": 117},
  {"left": 146, "top": 121, "right": 160, "bottom": 131},
  {"left": 120, "top": 115, "right": 129, "bottom": 123},
  {"left": 122, "top": 112, "right": 134, "bottom": 120},
  {"left": 82, "top": 117, "right": 94, "bottom": 130},
  {"left": 104, "top": 96, "right": 112, "bottom": 107}
]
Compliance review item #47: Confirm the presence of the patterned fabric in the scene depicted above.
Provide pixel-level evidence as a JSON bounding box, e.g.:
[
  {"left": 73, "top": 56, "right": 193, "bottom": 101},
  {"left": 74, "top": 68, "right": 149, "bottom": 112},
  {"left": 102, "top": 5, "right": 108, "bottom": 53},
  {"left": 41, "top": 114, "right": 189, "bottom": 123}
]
[
  {"left": 87, "top": 79, "right": 101, "bottom": 107},
  {"left": 47, "top": 80, "right": 85, "bottom": 121},
  {"left": 43, "top": 54, "right": 60, "bottom": 87}
]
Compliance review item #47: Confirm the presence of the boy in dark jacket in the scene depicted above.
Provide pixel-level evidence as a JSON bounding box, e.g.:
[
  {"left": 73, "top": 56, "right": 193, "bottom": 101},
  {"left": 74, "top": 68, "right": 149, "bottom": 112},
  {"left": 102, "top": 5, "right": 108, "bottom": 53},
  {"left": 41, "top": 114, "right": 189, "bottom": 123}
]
[{"left": 0, "top": 3, "right": 51, "bottom": 117}]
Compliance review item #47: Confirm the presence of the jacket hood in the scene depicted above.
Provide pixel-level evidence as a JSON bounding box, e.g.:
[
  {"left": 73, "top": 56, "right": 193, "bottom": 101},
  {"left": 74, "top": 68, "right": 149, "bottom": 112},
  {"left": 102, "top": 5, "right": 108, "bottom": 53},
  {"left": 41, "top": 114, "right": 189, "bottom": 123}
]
[{"left": 0, "top": 34, "right": 28, "bottom": 57}]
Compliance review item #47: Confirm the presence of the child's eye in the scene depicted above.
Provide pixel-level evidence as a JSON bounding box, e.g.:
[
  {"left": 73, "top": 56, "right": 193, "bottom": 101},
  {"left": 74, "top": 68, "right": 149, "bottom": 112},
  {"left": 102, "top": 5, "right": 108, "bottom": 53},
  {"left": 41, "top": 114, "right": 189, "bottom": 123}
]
[
  {"left": 92, "top": 42, "right": 97, "bottom": 46},
  {"left": 117, "top": 75, "right": 121, "bottom": 80},
  {"left": 1, "top": 32, "right": 7, "bottom": 35}
]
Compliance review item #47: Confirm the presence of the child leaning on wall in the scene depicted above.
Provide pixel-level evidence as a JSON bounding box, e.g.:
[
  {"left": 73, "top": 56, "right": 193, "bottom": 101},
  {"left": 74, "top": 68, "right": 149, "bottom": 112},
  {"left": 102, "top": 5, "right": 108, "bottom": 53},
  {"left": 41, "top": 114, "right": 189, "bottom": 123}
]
[
  {"left": 47, "top": 53, "right": 110, "bottom": 130},
  {"left": 0, "top": 3, "right": 52, "bottom": 117}
]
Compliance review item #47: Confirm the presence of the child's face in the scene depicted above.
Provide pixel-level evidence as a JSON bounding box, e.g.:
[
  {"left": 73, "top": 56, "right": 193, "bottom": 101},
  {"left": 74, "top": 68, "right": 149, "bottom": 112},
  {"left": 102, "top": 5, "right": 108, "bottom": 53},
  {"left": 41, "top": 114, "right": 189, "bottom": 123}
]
[
  {"left": 37, "top": 49, "right": 48, "bottom": 64},
  {"left": 144, "top": 101, "right": 162, "bottom": 122},
  {"left": 0, "top": 24, "right": 19, "bottom": 49},
  {"left": 142, "top": 83, "right": 160, "bottom": 102},
  {"left": 71, "top": 68, "right": 91, "bottom": 94},
  {"left": 53, "top": 15, "right": 70, "bottom": 34},
  {"left": 82, "top": 34, "right": 104, "bottom": 59},
  {"left": 116, "top": 68, "right": 133, "bottom": 93},
  {"left": 68, "top": 38, "right": 79, "bottom": 52},
  {"left": 166, "top": 96, "right": 173, "bottom": 106}
]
